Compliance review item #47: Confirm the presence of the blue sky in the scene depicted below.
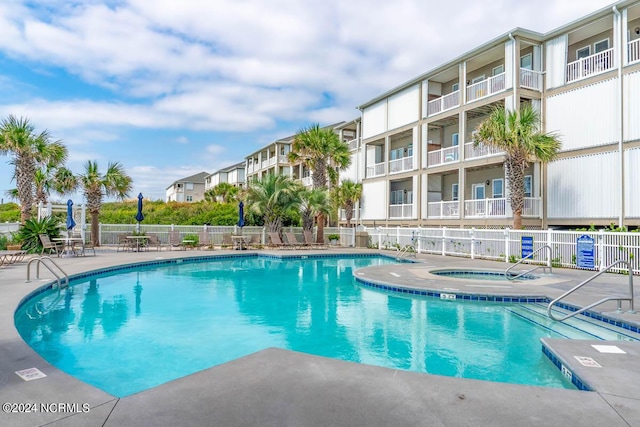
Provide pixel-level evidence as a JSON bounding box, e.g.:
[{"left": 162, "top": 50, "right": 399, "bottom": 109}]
[{"left": 0, "top": 0, "right": 614, "bottom": 202}]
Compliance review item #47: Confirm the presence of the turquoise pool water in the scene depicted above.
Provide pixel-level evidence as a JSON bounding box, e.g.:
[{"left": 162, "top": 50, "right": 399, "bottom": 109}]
[{"left": 15, "top": 255, "right": 573, "bottom": 396}]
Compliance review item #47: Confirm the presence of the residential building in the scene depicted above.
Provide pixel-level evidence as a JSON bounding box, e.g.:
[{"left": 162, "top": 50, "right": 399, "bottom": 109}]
[
  {"left": 204, "top": 162, "right": 246, "bottom": 192},
  {"left": 165, "top": 172, "right": 209, "bottom": 202},
  {"left": 347, "top": 0, "right": 640, "bottom": 229}
]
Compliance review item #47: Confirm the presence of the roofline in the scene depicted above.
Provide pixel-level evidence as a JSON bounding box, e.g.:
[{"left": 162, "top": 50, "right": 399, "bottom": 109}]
[{"left": 357, "top": 0, "right": 636, "bottom": 110}]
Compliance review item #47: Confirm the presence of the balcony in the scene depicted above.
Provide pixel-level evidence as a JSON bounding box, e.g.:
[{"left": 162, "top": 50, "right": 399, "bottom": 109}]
[
  {"left": 566, "top": 48, "right": 614, "bottom": 83},
  {"left": 466, "top": 72, "right": 505, "bottom": 103},
  {"left": 389, "top": 203, "right": 413, "bottom": 219},
  {"left": 389, "top": 156, "right": 413, "bottom": 174},
  {"left": 347, "top": 139, "right": 358, "bottom": 151},
  {"left": 520, "top": 69, "right": 543, "bottom": 91},
  {"left": 464, "top": 197, "right": 541, "bottom": 218},
  {"left": 278, "top": 155, "right": 288, "bottom": 163},
  {"left": 366, "top": 161, "right": 386, "bottom": 178},
  {"left": 427, "top": 201, "right": 460, "bottom": 219},
  {"left": 300, "top": 176, "right": 312, "bottom": 187},
  {"left": 629, "top": 39, "right": 640, "bottom": 65},
  {"left": 427, "top": 90, "right": 460, "bottom": 116},
  {"left": 464, "top": 142, "right": 503, "bottom": 160},
  {"left": 427, "top": 146, "right": 458, "bottom": 167}
]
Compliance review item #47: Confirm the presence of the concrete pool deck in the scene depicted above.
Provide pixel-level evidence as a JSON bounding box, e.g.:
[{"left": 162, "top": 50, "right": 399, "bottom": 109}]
[{"left": 0, "top": 248, "right": 639, "bottom": 426}]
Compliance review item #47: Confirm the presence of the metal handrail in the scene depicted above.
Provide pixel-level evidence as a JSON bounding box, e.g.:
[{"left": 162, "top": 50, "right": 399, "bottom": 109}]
[
  {"left": 26, "top": 256, "right": 69, "bottom": 289},
  {"left": 396, "top": 244, "right": 416, "bottom": 260},
  {"left": 506, "top": 245, "right": 552, "bottom": 280},
  {"left": 547, "top": 260, "right": 636, "bottom": 322}
]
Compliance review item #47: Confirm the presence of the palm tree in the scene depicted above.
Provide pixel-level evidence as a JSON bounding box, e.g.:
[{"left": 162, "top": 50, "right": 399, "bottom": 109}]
[
  {"left": 474, "top": 104, "right": 561, "bottom": 229},
  {"left": 205, "top": 182, "right": 239, "bottom": 203},
  {"left": 288, "top": 124, "right": 351, "bottom": 242},
  {"left": 34, "top": 165, "right": 76, "bottom": 206},
  {"left": 334, "top": 180, "right": 362, "bottom": 228},
  {"left": 299, "top": 188, "right": 331, "bottom": 233},
  {"left": 76, "top": 161, "right": 133, "bottom": 246},
  {"left": 0, "top": 115, "right": 68, "bottom": 223},
  {"left": 244, "top": 173, "right": 300, "bottom": 234}
]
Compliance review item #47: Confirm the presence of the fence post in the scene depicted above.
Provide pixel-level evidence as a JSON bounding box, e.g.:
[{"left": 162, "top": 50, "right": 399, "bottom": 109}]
[
  {"left": 442, "top": 227, "right": 446, "bottom": 256},
  {"left": 397, "top": 227, "right": 401, "bottom": 247},
  {"left": 377, "top": 227, "right": 382, "bottom": 251},
  {"left": 98, "top": 222, "right": 102, "bottom": 245},
  {"left": 598, "top": 229, "right": 605, "bottom": 271},
  {"left": 416, "top": 227, "right": 422, "bottom": 254},
  {"left": 547, "top": 228, "right": 553, "bottom": 267},
  {"left": 470, "top": 227, "right": 475, "bottom": 259},
  {"left": 351, "top": 227, "right": 356, "bottom": 247},
  {"left": 504, "top": 228, "right": 510, "bottom": 263},
  {"left": 262, "top": 227, "right": 267, "bottom": 245}
]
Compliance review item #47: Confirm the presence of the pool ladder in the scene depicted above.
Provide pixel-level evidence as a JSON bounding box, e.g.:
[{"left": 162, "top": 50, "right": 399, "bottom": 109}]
[
  {"left": 505, "top": 245, "right": 552, "bottom": 280},
  {"left": 26, "top": 256, "right": 69, "bottom": 289},
  {"left": 547, "top": 259, "right": 636, "bottom": 322},
  {"left": 396, "top": 244, "right": 417, "bottom": 260}
]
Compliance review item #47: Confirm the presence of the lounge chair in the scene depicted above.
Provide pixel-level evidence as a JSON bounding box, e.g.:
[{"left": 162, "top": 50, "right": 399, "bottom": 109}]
[
  {"left": 146, "top": 234, "right": 164, "bottom": 251},
  {"left": 221, "top": 233, "right": 233, "bottom": 249},
  {"left": 72, "top": 232, "right": 95, "bottom": 256},
  {"left": 40, "top": 234, "right": 63, "bottom": 256},
  {"left": 0, "top": 250, "right": 27, "bottom": 266},
  {"left": 284, "top": 232, "right": 308, "bottom": 249},
  {"left": 198, "top": 231, "right": 212, "bottom": 250},
  {"left": 268, "top": 232, "right": 288, "bottom": 249},
  {"left": 168, "top": 230, "right": 186, "bottom": 250},
  {"left": 303, "top": 230, "right": 327, "bottom": 249}
]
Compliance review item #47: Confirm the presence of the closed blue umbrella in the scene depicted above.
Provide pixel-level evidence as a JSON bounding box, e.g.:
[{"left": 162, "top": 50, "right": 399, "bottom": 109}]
[
  {"left": 66, "top": 199, "right": 76, "bottom": 232},
  {"left": 238, "top": 201, "right": 245, "bottom": 228},
  {"left": 135, "top": 193, "right": 144, "bottom": 232}
]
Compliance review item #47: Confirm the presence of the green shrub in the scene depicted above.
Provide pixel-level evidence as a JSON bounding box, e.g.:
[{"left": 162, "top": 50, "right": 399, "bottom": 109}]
[{"left": 14, "top": 216, "right": 62, "bottom": 253}]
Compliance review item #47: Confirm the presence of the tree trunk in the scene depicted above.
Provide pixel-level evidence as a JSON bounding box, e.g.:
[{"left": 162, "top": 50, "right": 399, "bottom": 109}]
[
  {"left": 91, "top": 211, "right": 100, "bottom": 246},
  {"left": 513, "top": 209, "right": 523, "bottom": 230},
  {"left": 316, "top": 214, "right": 325, "bottom": 243}
]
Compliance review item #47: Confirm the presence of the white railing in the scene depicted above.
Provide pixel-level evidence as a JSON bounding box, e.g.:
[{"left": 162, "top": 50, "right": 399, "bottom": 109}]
[
  {"left": 465, "top": 198, "right": 507, "bottom": 217},
  {"left": 268, "top": 157, "right": 276, "bottom": 166},
  {"left": 629, "top": 39, "right": 640, "bottom": 65},
  {"left": 427, "top": 146, "right": 459, "bottom": 167},
  {"left": 367, "top": 226, "right": 640, "bottom": 274},
  {"left": 389, "top": 156, "right": 413, "bottom": 174},
  {"left": 466, "top": 72, "right": 505, "bottom": 103},
  {"left": 522, "top": 197, "right": 542, "bottom": 217},
  {"left": 261, "top": 159, "right": 268, "bottom": 169},
  {"left": 389, "top": 203, "right": 413, "bottom": 219},
  {"left": 566, "top": 48, "right": 614, "bottom": 82},
  {"left": 339, "top": 208, "right": 357, "bottom": 221},
  {"left": 300, "top": 176, "right": 313, "bottom": 187},
  {"left": 427, "top": 201, "right": 460, "bottom": 218},
  {"left": 520, "top": 69, "right": 543, "bottom": 91},
  {"left": 348, "top": 139, "right": 358, "bottom": 151},
  {"left": 278, "top": 155, "right": 288, "bottom": 163},
  {"left": 427, "top": 90, "right": 460, "bottom": 116},
  {"left": 464, "top": 142, "right": 503, "bottom": 160},
  {"left": 366, "top": 161, "right": 386, "bottom": 178}
]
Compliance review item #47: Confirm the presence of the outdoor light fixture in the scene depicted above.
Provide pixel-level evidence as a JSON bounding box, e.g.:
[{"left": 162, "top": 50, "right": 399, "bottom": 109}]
[
  {"left": 635, "top": 27, "right": 640, "bottom": 35},
  {"left": 486, "top": 180, "right": 491, "bottom": 186}
]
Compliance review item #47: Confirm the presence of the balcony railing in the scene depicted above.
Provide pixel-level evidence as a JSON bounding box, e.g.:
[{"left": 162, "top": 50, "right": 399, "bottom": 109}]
[
  {"left": 427, "top": 201, "right": 460, "bottom": 219},
  {"left": 261, "top": 159, "right": 268, "bottom": 169},
  {"left": 278, "top": 155, "right": 288, "bottom": 163},
  {"left": 339, "top": 208, "right": 357, "bottom": 221},
  {"left": 464, "top": 142, "right": 503, "bottom": 160},
  {"left": 566, "top": 48, "right": 614, "bottom": 82},
  {"left": 464, "top": 197, "right": 541, "bottom": 218},
  {"left": 389, "top": 156, "right": 413, "bottom": 174},
  {"left": 427, "top": 90, "right": 460, "bottom": 116},
  {"left": 389, "top": 203, "right": 413, "bottom": 219},
  {"left": 466, "top": 72, "right": 505, "bottom": 103},
  {"left": 520, "top": 69, "right": 543, "bottom": 91},
  {"left": 268, "top": 157, "right": 276, "bottom": 166},
  {"left": 347, "top": 139, "right": 358, "bottom": 151},
  {"left": 629, "top": 39, "right": 640, "bottom": 65},
  {"left": 427, "top": 146, "right": 459, "bottom": 167},
  {"left": 366, "top": 161, "right": 386, "bottom": 178},
  {"left": 300, "top": 176, "right": 312, "bottom": 187}
]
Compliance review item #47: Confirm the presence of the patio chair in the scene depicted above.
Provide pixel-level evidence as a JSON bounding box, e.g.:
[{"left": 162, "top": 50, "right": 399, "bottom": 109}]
[
  {"left": 284, "top": 232, "right": 307, "bottom": 249},
  {"left": 72, "top": 232, "right": 95, "bottom": 256},
  {"left": 117, "top": 234, "right": 133, "bottom": 252},
  {"left": 146, "top": 234, "right": 165, "bottom": 251},
  {"left": 221, "top": 233, "right": 233, "bottom": 249},
  {"left": 168, "top": 230, "right": 186, "bottom": 250},
  {"left": 303, "top": 230, "right": 327, "bottom": 249},
  {"left": 198, "top": 231, "right": 212, "bottom": 250},
  {"left": 40, "top": 234, "right": 63, "bottom": 256},
  {"left": 268, "top": 232, "right": 288, "bottom": 249}
]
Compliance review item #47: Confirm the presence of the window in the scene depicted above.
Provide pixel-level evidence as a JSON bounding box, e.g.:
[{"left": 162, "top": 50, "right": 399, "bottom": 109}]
[
  {"left": 492, "top": 179, "right": 504, "bottom": 198},
  {"left": 471, "top": 75, "right": 485, "bottom": 84},
  {"left": 492, "top": 65, "right": 504, "bottom": 76},
  {"left": 186, "top": 195, "right": 193, "bottom": 202},
  {"left": 452, "top": 183, "right": 459, "bottom": 201},
  {"left": 472, "top": 183, "right": 485, "bottom": 199},
  {"left": 594, "top": 39, "right": 609, "bottom": 53},
  {"left": 524, "top": 175, "right": 532, "bottom": 198},
  {"left": 520, "top": 53, "right": 532, "bottom": 70},
  {"left": 576, "top": 46, "right": 591, "bottom": 60},
  {"left": 407, "top": 143, "right": 413, "bottom": 157},
  {"left": 451, "top": 133, "right": 459, "bottom": 146},
  {"left": 452, "top": 83, "right": 459, "bottom": 92}
]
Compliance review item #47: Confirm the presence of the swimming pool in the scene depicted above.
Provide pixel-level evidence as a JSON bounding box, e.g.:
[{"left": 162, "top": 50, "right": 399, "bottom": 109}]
[
  {"left": 15, "top": 254, "right": 574, "bottom": 397},
  {"left": 431, "top": 269, "right": 537, "bottom": 281}
]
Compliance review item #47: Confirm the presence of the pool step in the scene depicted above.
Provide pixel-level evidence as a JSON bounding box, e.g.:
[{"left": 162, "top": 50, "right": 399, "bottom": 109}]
[{"left": 505, "top": 303, "right": 640, "bottom": 341}]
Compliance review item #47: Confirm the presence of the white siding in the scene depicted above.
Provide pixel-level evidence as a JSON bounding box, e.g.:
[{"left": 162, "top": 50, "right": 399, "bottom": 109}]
[
  {"left": 340, "top": 152, "right": 359, "bottom": 183},
  {"left": 625, "top": 147, "right": 640, "bottom": 218},
  {"left": 362, "top": 181, "right": 386, "bottom": 220},
  {"left": 388, "top": 85, "right": 419, "bottom": 131},
  {"left": 547, "top": 152, "right": 620, "bottom": 219},
  {"left": 624, "top": 71, "right": 640, "bottom": 141},
  {"left": 362, "top": 100, "right": 387, "bottom": 139},
  {"left": 546, "top": 79, "right": 618, "bottom": 151},
  {"left": 545, "top": 35, "right": 567, "bottom": 89}
]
